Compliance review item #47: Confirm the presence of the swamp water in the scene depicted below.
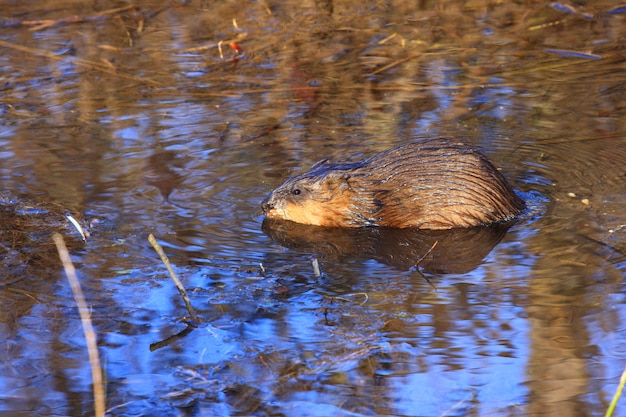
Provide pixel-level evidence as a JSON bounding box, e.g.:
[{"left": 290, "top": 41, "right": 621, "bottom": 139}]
[{"left": 1, "top": 1, "right": 625, "bottom": 416}]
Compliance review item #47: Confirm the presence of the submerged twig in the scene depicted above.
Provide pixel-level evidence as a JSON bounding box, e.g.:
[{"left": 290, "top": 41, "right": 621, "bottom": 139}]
[
  {"left": 320, "top": 292, "right": 369, "bottom": 306},
  {"left": 52, "top": 233, "right": 105, "bottom": 417},
  {"left": 149, "top": 325, "right": 195, "bottom": 351},
  {"left": 369, "top": 53, "right": 422, "bottom": 76},
  {"left": 148, "top": 234, "right": 199, "bottom": 325}
]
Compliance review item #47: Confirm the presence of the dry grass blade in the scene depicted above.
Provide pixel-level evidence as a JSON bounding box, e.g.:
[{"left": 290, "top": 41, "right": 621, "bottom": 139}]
[
  {"left": 1, "top": 4, "right": 138, "bottom": 31},
  {"left": 605, "top": 366, "right": 626, "bottom": 417},
  {"left": 52, "top": 233, "right": 105, "bottom": 417}
]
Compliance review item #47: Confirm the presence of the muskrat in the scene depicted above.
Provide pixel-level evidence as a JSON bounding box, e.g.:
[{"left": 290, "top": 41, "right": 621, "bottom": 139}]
[{"left": 261, "top": 138, "right": 525, "bottom": 229}]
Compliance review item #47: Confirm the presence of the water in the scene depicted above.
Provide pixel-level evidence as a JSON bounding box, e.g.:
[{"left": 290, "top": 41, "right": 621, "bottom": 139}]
[{"left": 0, "top": 1, "right": 625, "bottom": 416}]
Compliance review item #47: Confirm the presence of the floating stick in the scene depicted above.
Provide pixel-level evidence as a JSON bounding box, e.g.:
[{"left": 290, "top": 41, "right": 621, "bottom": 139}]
[{"left": 148, "top": 234, "right": 199, "bottom": 325}]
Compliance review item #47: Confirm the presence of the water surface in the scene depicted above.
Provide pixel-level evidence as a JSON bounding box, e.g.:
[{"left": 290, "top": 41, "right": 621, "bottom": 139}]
[{"left": 1, "top": 1, "right": 625, "bottom": 416}]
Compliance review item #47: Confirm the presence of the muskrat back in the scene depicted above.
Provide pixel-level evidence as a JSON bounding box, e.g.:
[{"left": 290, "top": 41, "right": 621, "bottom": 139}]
[{"left": 262, "top": 138, "right": 525, "bottom": 229}]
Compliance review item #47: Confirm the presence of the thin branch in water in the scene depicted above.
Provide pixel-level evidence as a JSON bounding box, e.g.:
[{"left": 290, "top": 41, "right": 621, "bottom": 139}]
[
  {"left": 149, "top": 325, "right": 195, "bottom": 351},
  {"left": 415, "top": 240, "right": 439, "bottom": 290},
  {"left": 369, "top": 54, "right": 421, "bottom": 76},
  {"left": 52, "top": 233, "right": 105, "bottom": 417},
  {"left": 415, "top": 240, "right": 438, "bottom": 268},
  {"left": 148, "top": 233, "right": 199, "bottom": 325}
]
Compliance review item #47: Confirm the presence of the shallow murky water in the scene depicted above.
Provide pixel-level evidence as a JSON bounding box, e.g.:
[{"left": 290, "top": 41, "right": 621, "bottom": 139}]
[{"left": 1, "top": 1, "right": 625, "bottom": 416}]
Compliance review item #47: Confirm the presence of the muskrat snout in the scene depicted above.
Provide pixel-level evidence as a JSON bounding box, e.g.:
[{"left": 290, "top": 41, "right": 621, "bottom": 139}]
[{"left": 261, "top": 199, "right": 274, "bottom": 214}]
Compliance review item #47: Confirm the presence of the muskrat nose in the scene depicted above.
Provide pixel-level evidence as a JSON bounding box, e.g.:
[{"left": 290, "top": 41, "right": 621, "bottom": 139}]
[{"left": 261, "top": 201, "right": 274, "bottom": 214}]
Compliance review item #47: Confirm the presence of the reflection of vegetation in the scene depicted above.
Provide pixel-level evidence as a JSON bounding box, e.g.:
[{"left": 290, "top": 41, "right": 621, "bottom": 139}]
[{"left": 170, "top": 336, "right": 384, "bottom": 415}]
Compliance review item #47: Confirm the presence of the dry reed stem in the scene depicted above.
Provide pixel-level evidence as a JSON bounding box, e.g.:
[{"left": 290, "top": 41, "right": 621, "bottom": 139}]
[
  {"left": 605, "top": 366, "right": 626, "bottom": 417},
  {"left": 2, "top": 4, "right": 138, "bottom": 31},
  {"left": 52, "top": 233, "right": 105, "bottom": 417},
  {"left": 148, "top": 233, "right": 199, "bottom": 324}
]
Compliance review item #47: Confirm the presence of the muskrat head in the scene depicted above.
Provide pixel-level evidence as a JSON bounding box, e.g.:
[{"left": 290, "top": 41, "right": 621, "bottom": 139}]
[{"left": 262, "top": 161, "right": 358, "bottom": 227}]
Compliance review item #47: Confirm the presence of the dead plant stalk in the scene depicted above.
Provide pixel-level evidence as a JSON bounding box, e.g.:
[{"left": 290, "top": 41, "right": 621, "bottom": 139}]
[{"left": 52, "top": 233, "right": 105, "bottom": 417}]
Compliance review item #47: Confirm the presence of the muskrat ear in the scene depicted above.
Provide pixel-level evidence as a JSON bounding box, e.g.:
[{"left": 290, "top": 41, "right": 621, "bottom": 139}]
[{"left": 324, "top": 171, "right": 352, "bottom": 192}]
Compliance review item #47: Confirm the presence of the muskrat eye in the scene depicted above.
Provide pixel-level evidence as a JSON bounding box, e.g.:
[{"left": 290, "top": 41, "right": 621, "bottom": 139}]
[{"left": 292, "top": 189, "right": 301, "bottom": 196}]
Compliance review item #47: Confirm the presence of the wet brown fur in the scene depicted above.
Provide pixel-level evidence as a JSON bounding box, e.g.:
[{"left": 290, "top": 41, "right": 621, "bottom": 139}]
[{"left": 262, "top": 138, "right": 526, "bottom": 229}]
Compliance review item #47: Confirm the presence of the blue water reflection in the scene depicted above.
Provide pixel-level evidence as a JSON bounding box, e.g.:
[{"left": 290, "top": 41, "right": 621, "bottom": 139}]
[{"left": 1, "top": 1, "right": 625, "bottom": 416}]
